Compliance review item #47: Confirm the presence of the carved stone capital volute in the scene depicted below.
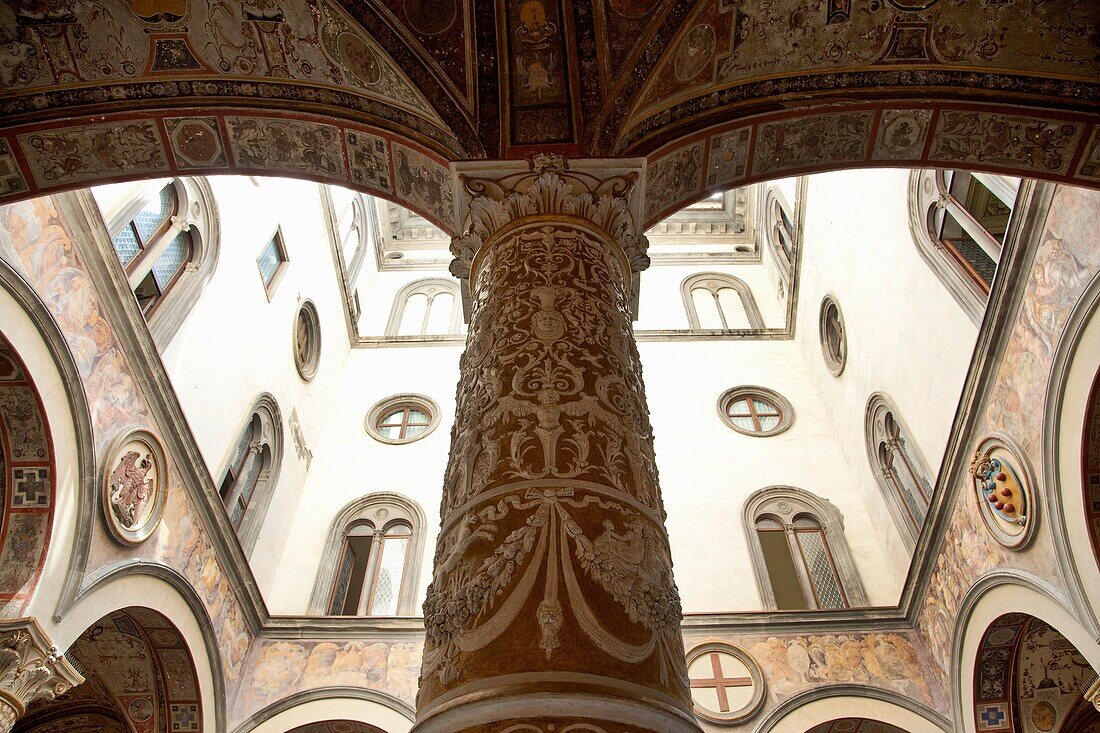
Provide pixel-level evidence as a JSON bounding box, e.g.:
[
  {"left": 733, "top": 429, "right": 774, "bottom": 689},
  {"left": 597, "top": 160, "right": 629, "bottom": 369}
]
[
  {"left": 0, "top": 619, "right": 83, "bottom": 731},
  {"left": 449, "top": 164, "right": 651, "bottom": 289}
]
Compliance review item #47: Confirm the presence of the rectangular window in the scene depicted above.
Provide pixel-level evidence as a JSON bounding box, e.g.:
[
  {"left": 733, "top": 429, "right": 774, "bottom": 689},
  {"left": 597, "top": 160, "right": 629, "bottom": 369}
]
[{"left": 257, "top": 231, "right": 288, "bottom": 296}]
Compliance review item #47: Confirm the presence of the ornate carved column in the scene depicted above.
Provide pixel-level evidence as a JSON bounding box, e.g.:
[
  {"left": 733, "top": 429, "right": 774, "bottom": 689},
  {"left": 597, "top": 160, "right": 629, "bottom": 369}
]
[
  {"left": 0, "top": 619, "right": 83, "bottom": 732},
  {"left": 413, "top": 158, "right": 700, "bottom": 733}
]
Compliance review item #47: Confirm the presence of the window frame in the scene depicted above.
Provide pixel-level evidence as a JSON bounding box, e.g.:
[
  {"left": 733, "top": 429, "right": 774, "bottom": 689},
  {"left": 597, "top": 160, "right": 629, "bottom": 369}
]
[
  {"left": 384, "top": 278, "right": 463, "bottom": 337},
  {"left": 743, "top": 486, "right": 867, "bottom": 610},
  {"left": 718, "top": 386, "right": 794, "bottom": 437},
  {"left": 680, "top": 272, "right": 765, "bottom": 331},
  {"left": 216, "top": 394, "right": 283, "bottom": 554},
  {"left": 864, "top": 393, "right": 934, "bottom": 551},
  {"left": 365, "top": 394, "right": 441, "bottom": 445},
  {"left": 257, "top": 228, "right": 289, "bottom": 299},
  {"left": 310, "top": 493, "right": 426, "bottom": 617},
  {"left": 818, "top": 295, "right": 847, "bottom": 376},
  {"left": 293, "top": 299, "right": 322, "bottom": 381},
  {"left": 908, "top": 169, "right": 1025, "bottom": 325},
  {"left": 93, "top": 177, "right": 220, "bottom": 347}
]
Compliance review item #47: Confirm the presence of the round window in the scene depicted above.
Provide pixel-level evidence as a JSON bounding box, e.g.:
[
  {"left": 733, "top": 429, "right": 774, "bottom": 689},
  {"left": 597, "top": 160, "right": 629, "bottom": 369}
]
[
  {"left": 294, "top": 300, "right": 321, "bottom": 381},
  {"left": 365, "top": 395, "right": 440, "bottom": 445},
  {"left": 718, "top": 387, "right": 793, "bottom": 437},
  {"left": 819, "top": 295, "right": 846, "bottom": 376}
]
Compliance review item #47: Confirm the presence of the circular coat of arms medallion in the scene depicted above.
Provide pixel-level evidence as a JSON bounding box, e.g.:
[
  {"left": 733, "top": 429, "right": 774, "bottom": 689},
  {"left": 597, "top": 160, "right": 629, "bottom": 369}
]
[{"left": 103, "top": 429, "right": 168, "bottom": 545}]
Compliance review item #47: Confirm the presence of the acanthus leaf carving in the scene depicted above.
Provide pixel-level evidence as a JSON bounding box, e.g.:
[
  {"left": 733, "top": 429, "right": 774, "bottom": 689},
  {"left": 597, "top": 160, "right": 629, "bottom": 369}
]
[{"left": 0, "top": 619, "right": 83, "bottom": 732}]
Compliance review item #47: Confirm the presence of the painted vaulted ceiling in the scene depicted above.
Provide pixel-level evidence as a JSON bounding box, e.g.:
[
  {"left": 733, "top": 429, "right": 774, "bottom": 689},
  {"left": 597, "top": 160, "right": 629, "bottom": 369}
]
[{"left": 0, "top": 0, "right": 1096, "bottom": 226}]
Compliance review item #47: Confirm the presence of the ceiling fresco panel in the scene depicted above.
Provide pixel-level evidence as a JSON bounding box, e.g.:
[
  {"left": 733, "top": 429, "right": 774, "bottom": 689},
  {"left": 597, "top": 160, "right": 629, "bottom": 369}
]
[{"left": 0, "top": 0, "right": 478, "bottom": 157}]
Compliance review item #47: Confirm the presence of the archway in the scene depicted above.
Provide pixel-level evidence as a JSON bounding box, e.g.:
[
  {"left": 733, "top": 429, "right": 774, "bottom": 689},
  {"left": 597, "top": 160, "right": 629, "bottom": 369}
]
[
  {"left": 14, "top": 607, "right": 204, "bottom": 733},
  {"left": 972, "top": 613, "right": 1099, "bottom": 733},
  {"left": 806, "top": 721, "right": 910, "bottom": 733},
  {"left": 0, "top": 329, "right": 56, "bottom": 616},
  {"left": 286, "top": 722, "right": 386, "bottom": 733}
]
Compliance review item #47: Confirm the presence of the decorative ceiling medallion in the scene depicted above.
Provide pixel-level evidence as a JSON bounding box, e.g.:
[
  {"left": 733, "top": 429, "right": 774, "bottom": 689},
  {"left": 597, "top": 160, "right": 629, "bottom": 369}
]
[
  {"left": 103, "top": 429, "right": 168, "bottom": 545},
  {"left": 686, "top": 642, "right": 766, "bottom": 724},
  {"left": 970, "top": 434, "right": 1036, "bottom": 549}
]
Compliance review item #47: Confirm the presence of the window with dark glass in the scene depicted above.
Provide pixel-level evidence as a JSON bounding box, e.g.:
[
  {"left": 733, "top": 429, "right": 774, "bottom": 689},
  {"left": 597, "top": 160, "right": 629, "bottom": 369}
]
[
  {"left": 328, "top": 520, "right": 413, "bottom": 616},
  {"left": 110, "top": 182, "right": 195, "bottom": 316}
]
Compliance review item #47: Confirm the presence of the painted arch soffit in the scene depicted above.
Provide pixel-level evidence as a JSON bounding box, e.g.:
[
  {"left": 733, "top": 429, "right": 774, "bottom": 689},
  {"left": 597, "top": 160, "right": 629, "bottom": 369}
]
[
  {"left": 0, "top": 0, "right": 476, "bottom": 154},
  {"left": 611, "top": 0, "right": 1098, "bottom": 152}
]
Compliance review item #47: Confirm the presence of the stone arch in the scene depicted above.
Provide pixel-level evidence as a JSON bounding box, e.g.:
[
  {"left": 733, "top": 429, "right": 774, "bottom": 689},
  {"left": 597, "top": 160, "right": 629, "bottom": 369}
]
[
  {"left": 53, "top": 565, "right": 225, "bottom": 733},
  {"left": 1043, "top": 268, "right": 1100, "bottom": 634},
  {"left": 950, "top": 571, "right": 1100, "bottom": 733},
  {"left": 637, "top": 104, "right": 1097, "bottom": 228},
  {"left": 0, "top": 321, "right": 58, "bottom": 617},
  {"left": 16, "top": 604, "right": 207, "bottom": 733},
  {"left": 232, "top": 688, "right": 414, "bottom": 733},
  {"left": 0, "top": 113, "right": 460, "bottom": 236},
  {"left": 0, "top": 258, "right": 95, "bottom": 624},
  {"left": 754, "top": 686, "right": 949, "bottom": 733}
]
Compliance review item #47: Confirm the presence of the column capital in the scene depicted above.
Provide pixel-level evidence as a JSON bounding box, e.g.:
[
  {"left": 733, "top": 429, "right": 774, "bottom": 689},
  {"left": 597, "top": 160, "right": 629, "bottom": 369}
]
[
  {"left": 0, "top": 618, "right": 83, "bottom": 731},
  {"left": 449, "top": 157, "right": 649, "bottom": 318}
]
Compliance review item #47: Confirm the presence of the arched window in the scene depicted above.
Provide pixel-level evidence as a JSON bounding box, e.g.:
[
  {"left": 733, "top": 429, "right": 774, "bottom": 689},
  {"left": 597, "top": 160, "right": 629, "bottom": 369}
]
[
  {"left": 865, "top": 393, "right": 934, "bottom": 549},
  {"left": 93, "top": 178, "right": 219, "bottom": 346},
  {"left": 767, "top": 191, "right": 795, "bottom": 264},
  {"left": 744, "top": 487, "right": 867, "bottom": 610},
  {"left": 681, "top": 273, "right": 764, "bottom": 330},
  {"left": 327, "top": 185, "right": 373, "bottom": 284},
  {"left": 218, "top": 394, "right": 282, "bottom": 554},
  {"left": 909, "top": 169, "right": 1021, "bottom": 324},
  {"left": 819, "top": 295, "right": 847, "bottom": 376},
  {"left": 309, "top": 493, "right": 426, "bottom": 616},
  {"left": 385, "top": 278, "right": 462, "bottom": 336}
]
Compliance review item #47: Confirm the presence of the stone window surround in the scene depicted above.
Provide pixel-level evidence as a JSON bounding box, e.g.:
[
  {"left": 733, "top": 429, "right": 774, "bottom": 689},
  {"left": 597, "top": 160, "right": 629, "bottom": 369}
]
[
  {"left": 742, "top": 485, "right": 868, "bottom": 610},
  {"left": 95, "top": 177, "right": 220, "bottom": 349},
  {"left": 864, "top": 392, "right": 935, "bottom": 551},
  {"left": 384, "top": 278, "right": 463, "bottom": 337},
  {"left": 763, "top": 185, "right": 796, "bottom": 275},
  {"left": 365, "top": 394, "right": 441, "bottom": 445},
  {"left": 257, "top": 227, "right": 290, "bottom": 300},
  {"left": 293, "top": 299, "right": 321, "bottom": 381},
  {"left": 681, "top": 272, "right": 765, "bottom": 331},
  {"left": 818, "top": 294, "right": 847, "bottom": 376},
  {"left": 907, "top": 169, "right": 1021, "bottom": 326},
  {"left": 216, "top": 393, "right": 284, "bottom": 556},
  {"left": 307, "top": 492, "right": 427, "bottom": 616},
  {"left": 717, "top": 386, "right": 794, "bottom": 437}
]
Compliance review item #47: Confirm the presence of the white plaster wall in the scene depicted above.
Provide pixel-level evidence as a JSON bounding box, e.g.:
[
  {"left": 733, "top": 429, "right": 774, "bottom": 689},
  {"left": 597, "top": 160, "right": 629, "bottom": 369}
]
[
  {"left": 265, "top": 344, "right": 461, "bottom": 614},
  {"left": 795, "top": 168, "right": 979, "bottom": 568},
  {"left": 156, "top": 176, "right": 353, "bottom": 592},
  {"left": 264, "top": 334, "right": 900, "bottom": 613},
  {"left": 642, "top": 339, "right": 899, "bottom": 610}
]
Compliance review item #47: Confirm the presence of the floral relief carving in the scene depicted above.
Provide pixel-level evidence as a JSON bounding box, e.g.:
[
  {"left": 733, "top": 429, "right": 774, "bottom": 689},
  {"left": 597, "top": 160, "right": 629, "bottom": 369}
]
[{"left": 419, "top": 212, "right": 690, "bottom": 724}]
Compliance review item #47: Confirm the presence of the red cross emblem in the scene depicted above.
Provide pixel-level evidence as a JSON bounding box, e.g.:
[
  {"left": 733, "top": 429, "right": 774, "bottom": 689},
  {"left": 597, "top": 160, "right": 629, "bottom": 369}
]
[{"left": 689, "top": 651, "right": 754, "bottom": 713}]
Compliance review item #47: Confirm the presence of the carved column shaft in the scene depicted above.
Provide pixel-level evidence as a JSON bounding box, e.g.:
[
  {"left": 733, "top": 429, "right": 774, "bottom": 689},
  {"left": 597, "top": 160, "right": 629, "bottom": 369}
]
[{"left": 414, "top": 166, "right": 699, "bottom": 733}]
